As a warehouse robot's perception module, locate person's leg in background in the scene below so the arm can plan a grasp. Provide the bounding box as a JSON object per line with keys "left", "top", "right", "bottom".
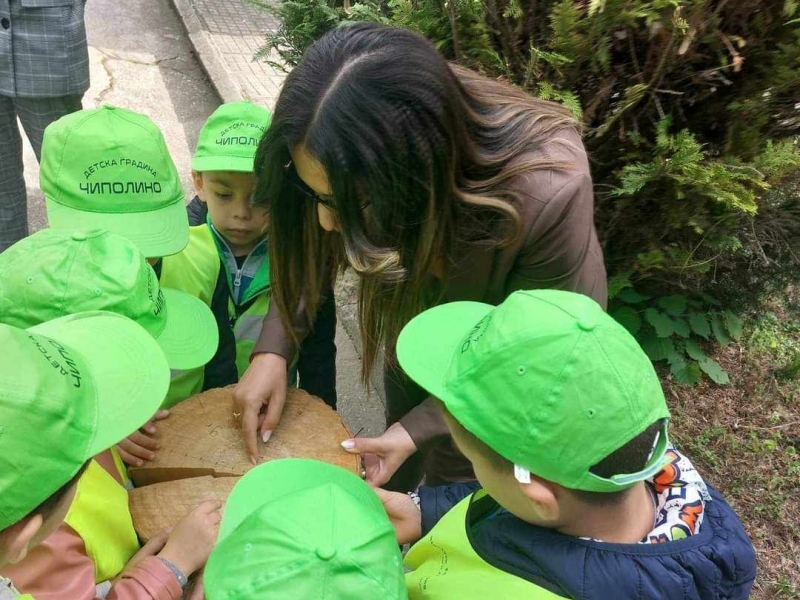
{"left": 297, "top": 288, "right": 339, "bottom": 409}
{"left": 15, "top": 95, "right": 82, "bottom": 162}
{"left": 0, "top": 95, "right": 27, "bottom": 252}
{"left": 0, "top": 95, "right": 82, "bottom": 252}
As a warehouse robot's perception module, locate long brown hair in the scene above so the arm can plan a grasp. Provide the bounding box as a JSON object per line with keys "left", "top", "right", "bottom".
{"left": 253, "top": 23, "right": 577, "bottom": 381}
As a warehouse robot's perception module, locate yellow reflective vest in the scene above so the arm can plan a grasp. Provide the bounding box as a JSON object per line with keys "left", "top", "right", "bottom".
{"left": 405, "top": 492, "right": 563, "bottom": 600}
{"left": 159, "top": 223, "right": 270, "bottom": 407}
{"left": 63, "top": 449, "right": 140, "bottom": 585}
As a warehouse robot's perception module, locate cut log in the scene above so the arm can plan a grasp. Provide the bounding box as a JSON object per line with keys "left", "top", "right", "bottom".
{"left": 128, "top": 386, "right": 358, "bottom": 487}
{"left": 129, "top": 476, "right": 238, "bottom": 542}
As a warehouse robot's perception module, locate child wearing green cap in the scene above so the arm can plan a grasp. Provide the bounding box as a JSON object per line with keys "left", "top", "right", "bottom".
{"left": 377, "top": 290, "right": 756, "bottom": 600}
{"left": 202, "top": 458, "right": 408, "bottom": 600}
{"left": 38, "top": 103, "right": 239, "bottom": 449}
{"left": 0, "top": 232, "right": 222, "bottom": 600}
{"left": 0, "top": 312, "right": 220, "bottom": 600}
{"left": 155, "top": 101, "right": 337, "bottom": 417}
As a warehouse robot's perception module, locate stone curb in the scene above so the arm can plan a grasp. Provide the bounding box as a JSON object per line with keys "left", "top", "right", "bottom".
{"left": 167, "top": 0, "right": 242, "bottom": 103}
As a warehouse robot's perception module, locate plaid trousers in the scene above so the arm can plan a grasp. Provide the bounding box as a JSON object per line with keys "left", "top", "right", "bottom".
{"left": 0, "top": 94, "right": 82, "bottom": 252}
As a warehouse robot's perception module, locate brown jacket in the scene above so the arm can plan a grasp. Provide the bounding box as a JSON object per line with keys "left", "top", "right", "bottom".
{"left": 254, "top": 128, "right": 606, "bottom": 469}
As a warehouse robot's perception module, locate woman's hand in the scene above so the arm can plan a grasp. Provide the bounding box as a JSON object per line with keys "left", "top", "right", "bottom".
{"left": 341, "top": 422, "right": 418, "bottom": 487}
{"left": 374, "top": 488, "right": 423, "bottom": 545}
{"left": 233, "top": 352, "right": 288, "bottom": 464}
{"left": 117, "top": 409, "right": 170, "bottom": 467}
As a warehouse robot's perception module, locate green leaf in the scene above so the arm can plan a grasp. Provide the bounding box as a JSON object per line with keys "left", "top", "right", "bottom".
{"left": 688, "top": 313, "right": 711, "bottom": 339}
{"left": 670, "top": 355, "right": 702, "bottom": 386}
{"left": 617, "top": 287, "right": 650, "bottom": 304}
{"left": 723, "top": 310, "right": 744, "bottom": 340}
{"left": 684, "top": 339, "right": 709, "bottom": 361}
{"left": 611, "top": 306, "right": 641, "bottom": 335}
{"left": 699, "top": 357, "right": 730, "bottom": 385}
{"left": 658, "top": 295, "right": 688, "bottom": 317}
{"left": 607, "top": 272, "right": 633, "bottom": 299}
{"left": 711, "top": 313, "right": 733, "bottom": 346}
{"left": 645, "top": 308, "right": 675, "bottom": 338}
{"left": 672, "top": 317, "right": 690, "bottom": 338}
{"left": 641, "top": 334, "right": 675, "bottom": 361}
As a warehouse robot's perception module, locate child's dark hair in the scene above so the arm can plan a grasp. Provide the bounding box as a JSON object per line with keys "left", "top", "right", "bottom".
{"left": 31, "top": 462, "right": 88, "bottom": 520}
{"left": 573, "top": 422, "right": 661, "bottom": 506}
{"left": 451, "top": 415, "right": 661, "bottom": 506}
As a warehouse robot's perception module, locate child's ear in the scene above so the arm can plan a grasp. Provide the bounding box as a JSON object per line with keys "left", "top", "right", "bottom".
{"left": 518, "top": 476, "right": 561, "bottom": 522}
{"left": 191, "top": 170, "right": 207, "bottom": 202}
{"left": 2, "top": 514, "right": 44, "bottom": 564}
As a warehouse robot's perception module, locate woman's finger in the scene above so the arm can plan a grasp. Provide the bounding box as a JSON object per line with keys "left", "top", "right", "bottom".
{"left": 241, "top": 405, "right": 260, "bottom": 465}
{"left": 340, "top": 436, "right": 385, "bottom": 456}
{"left": 260, "top": 387, "right": 286, "bottom": 442}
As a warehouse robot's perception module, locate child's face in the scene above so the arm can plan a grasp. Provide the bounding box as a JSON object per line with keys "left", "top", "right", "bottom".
{"left": 193, "top": 170, "right": 268, "bottom": 255}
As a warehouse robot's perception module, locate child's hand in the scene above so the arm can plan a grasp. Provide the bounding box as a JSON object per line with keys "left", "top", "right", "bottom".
{"left": 120, "top": 529, "right": 171, "bottom": 576}
{"left": 234, "top": 352, "right": 288, "bottom": 465}
{"left": 374, "top": 488, "right": 423, "bottom": 545}
{"left": 158, "top": 500, "right": 222, "bottom": 577}
{"left": 117, "top": 409, "right": 170, "bottom": 466}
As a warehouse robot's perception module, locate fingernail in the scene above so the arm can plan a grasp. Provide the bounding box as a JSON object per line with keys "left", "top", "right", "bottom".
{"left": 148, "top": 453, "right": 155, "bottom": 460}
{"left": 262, "top": 430, "right": 272, "bottom": 443}
{"left": 250, "top": 455, "right": 258, "bottom": 465}
{"left": 341, "top": 440, "right": 355, "bottom": 450}
{"left": 135, "top": 460, "right": 143, "bottom": 467}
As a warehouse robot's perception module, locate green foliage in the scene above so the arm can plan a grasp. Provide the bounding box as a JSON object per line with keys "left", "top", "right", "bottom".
{"left": 257, "top": 0, "right": 800, "bottom": 384}
{"left": 611, "top": 288, "right": 742, "bottom": 385}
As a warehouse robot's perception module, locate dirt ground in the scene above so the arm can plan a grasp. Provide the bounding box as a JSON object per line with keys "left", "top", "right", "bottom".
{"left": 666, "top": 293, "right": 800, "bottom": 599}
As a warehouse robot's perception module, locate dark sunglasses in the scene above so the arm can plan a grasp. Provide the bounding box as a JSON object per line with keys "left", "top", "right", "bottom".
{"left": 284, "top": 160, "right": 370, "bottom": 212}
{"left": 284, "top": 160, "right": 337, "bottom": 210}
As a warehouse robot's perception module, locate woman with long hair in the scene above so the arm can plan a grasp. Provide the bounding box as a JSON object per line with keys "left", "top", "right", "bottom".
{"left": 234, "top": 22, "right": 607, "bottom": 489}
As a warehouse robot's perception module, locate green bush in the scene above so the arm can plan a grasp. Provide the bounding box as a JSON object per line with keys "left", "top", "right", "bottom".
{"left": 256, "top": 0, "right": 800, "bottom": 384}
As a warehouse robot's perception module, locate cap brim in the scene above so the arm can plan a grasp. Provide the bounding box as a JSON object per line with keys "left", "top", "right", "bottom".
{"left": 219, "top": 459, "right": 382, "bottom": 543}
{"left": 191, "top": 155, "right": 256, "bottom": 173}
{"left": 29, "top": 311, "right": 170, "bottom": 456}
{"left": 46, "top": 196, "right": 189, "bottom": 258}
{"left": 396, "top": 301, "right": 494, "bottom": 402}
{"left": 157, "top": 289, "right": 219, "bottom": 370}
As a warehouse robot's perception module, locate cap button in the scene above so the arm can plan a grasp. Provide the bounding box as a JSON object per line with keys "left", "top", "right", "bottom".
{"left": 577, "top": 318, "right": 596, "bottom": 332}
{"left": 315, "top": 546, "right": 336, "bottom": 561}
{"left": 71, "top": 232, "right": 87, "bottom": 241}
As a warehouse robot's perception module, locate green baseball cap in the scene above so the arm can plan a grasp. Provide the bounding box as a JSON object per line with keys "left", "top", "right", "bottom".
{"left": 204, "top": 459, "right": 407, "bottom": 600}
{"left": 397, "top": 290, "right": 671, "bottom": 493}
{"left": 0, "top": 228, "right": 218, "bottom": 371}
{"left": 192, "top": 102, "right": 271, "bottom": 173}
{"left": 41, "top": 105, "right": 188, "bottom": 257}
{"left": 0, "top": 311, "right": 170, "bottom": 530}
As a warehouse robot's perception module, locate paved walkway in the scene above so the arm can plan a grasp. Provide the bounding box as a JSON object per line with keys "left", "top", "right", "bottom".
{"left": 170, "top": 0, "right": 286, "bottom": 108}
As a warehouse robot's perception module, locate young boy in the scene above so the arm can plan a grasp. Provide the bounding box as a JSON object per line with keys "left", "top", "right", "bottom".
{"left": 202, "top": 458, "right": 407, "bottom": 599}
{"left": 159, "top": 101, "right": 337, "bottom": 410}
{"left": 379, "top": 290, "right": 757, "bottom": 600}
{"left": 0, "top": 312, "right": 219, "bottom": 599}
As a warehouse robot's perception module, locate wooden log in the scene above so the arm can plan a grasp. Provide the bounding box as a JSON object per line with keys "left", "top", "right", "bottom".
{"left": 128, "top": 386, "right": 358, "bottom": 487}
{"left": 129, "top": 476, "right": 238, "bottom": 542}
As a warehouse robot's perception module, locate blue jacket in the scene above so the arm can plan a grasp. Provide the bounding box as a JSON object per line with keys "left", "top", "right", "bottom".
{"left": 419, "top": 483, "right": 756, "bottom": 600}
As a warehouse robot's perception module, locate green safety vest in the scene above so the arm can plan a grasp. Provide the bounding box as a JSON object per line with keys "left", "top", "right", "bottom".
{"left": 64, "top": 449, "right": 140, "bottom": 585}
{"left": 159, "top": 224, "right": 270, "bottom": 407}
{"left": 404, "top": 491, "right": 563, "bottom": 600}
